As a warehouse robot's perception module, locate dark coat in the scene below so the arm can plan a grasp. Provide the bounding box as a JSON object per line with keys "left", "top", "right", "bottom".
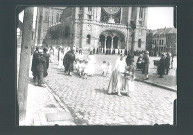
{"left": 35, "top": 54, "right": 46, "bottom": 72}
{"left": 165, "top": 55, "right": 171, "bottom": 69}
{"left": 43, "top": 53, "right": 50, "bottom": 77}
{"left": 126, "top": 52, "right": 134, "bottom": 66}
{"left": 158, "top": 57, "right": 166, "bottom": 75}
{"left": 143, "top": 54, "right": 150, "bottom": 74}
{"left": 31, "top": 51, "right": 39, "bottom": 76}
{"left": 63, "top": 51, "right": 75, "bottom": 72}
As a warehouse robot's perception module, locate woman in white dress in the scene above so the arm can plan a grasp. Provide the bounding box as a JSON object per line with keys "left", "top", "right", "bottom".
{"left": 107, "top": 54, "right": 127, "bottom": 96}
{"left": 84, "top": 51, "right": 96, "bottom": 76}
{"left": 49, "top": 46, "right": 54, "bottom": 63}
{"left": 58, "top": 47, "right": 64, "bottom": 69}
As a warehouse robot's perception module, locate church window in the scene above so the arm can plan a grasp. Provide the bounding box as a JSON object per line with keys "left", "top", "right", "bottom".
{"left": 139, "top": 7, "right": 143, "bottom": 18}
{"left": 138, "top": 29, "right": 142, "bottom": 35}
{"left": 79, "top": 14, "right": 83, "bottom": 19}
{"left": 44, "top": 11, "right": 49, "bottom": 22}
{"left": 131, "top": 7, "right": 135, "bottom": 18}
{"left": 88, "top": 7, "right": 92, "bottom": 12}
{"left": 138, "top": 39, "right": 142, "bottom": 48}
{"left": 88, "top": 15, "right": 92, "bottom": 20}
{"left": 56, "top": 13, "right": 60, "bottom": 23}
{"left": 80, "top": 7, "right": 83, "bottom": 11}
{"left": 87, "top": 35, "right": 91, "bottom": 44}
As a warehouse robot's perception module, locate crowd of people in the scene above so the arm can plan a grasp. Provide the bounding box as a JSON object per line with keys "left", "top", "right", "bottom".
{"left": 136, "top": 51, "right": 173, "bottom": 78}
{"left": 107, "top": 52, "right": 136, "bottom": 97}
{"left": 157, "top": 52, "right": 172, "bottom": 78}
{"left": 30, "top": 44, "right": 174, "bottom": 98}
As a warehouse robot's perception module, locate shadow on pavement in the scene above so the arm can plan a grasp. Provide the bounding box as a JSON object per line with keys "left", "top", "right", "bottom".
{"left": 94, "top": 88, "right": 108, "bottom": 95}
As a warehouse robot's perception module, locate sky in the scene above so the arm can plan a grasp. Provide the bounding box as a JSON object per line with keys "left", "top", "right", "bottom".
{"left": 147, "top": 7, "right": 174, "bottom": 30}
{"left": 18, "top": 7, "right": 174, "bottom": 31}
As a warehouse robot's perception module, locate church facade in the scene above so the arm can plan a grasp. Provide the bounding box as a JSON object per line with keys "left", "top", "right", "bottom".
{"left": 44, "top": 7, "right": 148, "bottom": 52}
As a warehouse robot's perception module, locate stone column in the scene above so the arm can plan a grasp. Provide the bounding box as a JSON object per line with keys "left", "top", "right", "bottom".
{"left": 111, "top": 37, "right": 114, "bottom": 54}
{"left": 118, "top": 40, "right": 120, "bottom": 49}
{"left": 104, "top": 37, "right": 107, "bottom": 53}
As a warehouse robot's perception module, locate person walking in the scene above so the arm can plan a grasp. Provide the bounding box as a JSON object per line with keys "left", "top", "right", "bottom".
{"left": 84, "top": 51, "right": 96, "bottom": 76}
{"left": 107, "top": 54, "right": 127, "bottom": 96}
{"left": 126, "top": 51, "right": 134, "bottom": 66}
{"left": 157, "top": 53, "right": 166, "bottom": 78}
{"left": 165, "top": 52, "right": 171, "bottom": 75}
{"left": 43, "top": 47, "right": 50, "bottom": 78}
{"left": 136, "top": 54, "right": 143, "bottom": 70}
{"left": 34, "top": 49, "right": 46, "bottom": 87}
{"left": 49, "top": 46, "right": 54, "bottom": 63}
{"left": 124, "top": 58, "right": 135, "bottom": 97}
{"left": 31, "top": 46, "right": 39, "bottom": 81}
{"left": 58, "top": 47, "right": 64, "bottom": 69}
{"left": 63, "top": 48, "right": 76, "bottom": 76}
{"left": 143, "top": 51, "right": 150, "bottom": 80}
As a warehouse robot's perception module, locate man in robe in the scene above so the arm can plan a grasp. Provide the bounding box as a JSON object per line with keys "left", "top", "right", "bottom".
{"left": 63, "top": 49, "right": 76, "bottom": 76}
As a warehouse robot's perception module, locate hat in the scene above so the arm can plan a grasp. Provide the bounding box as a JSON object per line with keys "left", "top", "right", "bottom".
{"left": 43, "top": 47, "right": 48, "bottom": 52}
{"left": 38, "top": 49, "right": 43, "bottom": 54}
{"left": 35, "top": 46, "right": 39, "bottom": 50}
{"left": 145, "top": 51, "right": 149, "bottom": 54}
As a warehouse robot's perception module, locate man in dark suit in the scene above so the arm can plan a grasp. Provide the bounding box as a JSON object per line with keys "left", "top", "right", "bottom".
{"left": 31, "top": 46, "right": 39, "bottom": 81}
{"left": 43, "top": 47, "right": 50, "bottom": 78}
{"left": 34, "top": 49, "right": 46, "bottom": 87}
{"left": 165, "top": 52, "right": 171, "bottom": 75}
{"left": 63, "top": 49, "right": 76, "bottom": 76}
{"left": 158, "top": 53, "right": 166, "bottom": 78}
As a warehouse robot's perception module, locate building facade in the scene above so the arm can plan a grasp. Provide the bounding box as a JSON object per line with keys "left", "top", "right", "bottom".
{"left": 44, "top": 7, "right": 148, "bottom": 52}
{"left": 146, "top": 28, "right": 177, "bottom": 56}
{"left": 34, "top": 7, "right": 65, "bottom": 46}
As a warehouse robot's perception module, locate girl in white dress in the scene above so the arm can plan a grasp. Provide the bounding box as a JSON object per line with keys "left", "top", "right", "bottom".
{"left": 58, "top": 47, "right": 64, "bottom": 69}
{"left": 49, "top": 46, "right": 54, "bottom": 63}
{"left": 84, "top": 51, "right": 96, "bottom": 76}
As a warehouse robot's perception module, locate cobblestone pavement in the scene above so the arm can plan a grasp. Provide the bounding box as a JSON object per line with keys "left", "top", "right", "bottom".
{"left": 44, "top": 55, "right": 177, "bottom": 125}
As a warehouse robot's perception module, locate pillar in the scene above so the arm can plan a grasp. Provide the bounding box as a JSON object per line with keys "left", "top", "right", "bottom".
{"left": 104, "top": 37, "right": 107, "bottom": 53}
{"left": 111, "top": 37, "right": 114, "bottom": 54}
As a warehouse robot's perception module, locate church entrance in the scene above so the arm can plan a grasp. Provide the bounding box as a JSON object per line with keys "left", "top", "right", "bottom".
{"left": 99, "top": 30, "right": 125, "bottom": 54}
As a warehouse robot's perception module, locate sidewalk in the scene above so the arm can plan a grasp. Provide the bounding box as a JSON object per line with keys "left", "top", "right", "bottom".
{"left": 19, "top": 74, "right": 75, "bottom": 126}
{"left": 134, "top": 68, "right": 177, "bottom": 92}
{"left": 18, "top": 47, "right": 75, "bottom": 126}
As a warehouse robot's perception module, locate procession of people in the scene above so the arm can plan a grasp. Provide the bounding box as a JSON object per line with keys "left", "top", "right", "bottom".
{"left": 31, "top": 44, "right": 174, "bottom": 97}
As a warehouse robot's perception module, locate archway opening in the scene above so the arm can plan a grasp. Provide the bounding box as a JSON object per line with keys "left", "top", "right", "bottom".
{"left": 113, "top": 36, "right": 118, "bottom": 49}
{"left": 106, "top": 36, "right": 112, "bottom": 48}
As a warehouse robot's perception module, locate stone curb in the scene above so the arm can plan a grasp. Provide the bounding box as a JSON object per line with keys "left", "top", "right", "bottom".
{"left": 135, "top": 79, "right": 177, "bottom": 92}
{"left": 44, "top": 83, "right": 76, "bottom": 125}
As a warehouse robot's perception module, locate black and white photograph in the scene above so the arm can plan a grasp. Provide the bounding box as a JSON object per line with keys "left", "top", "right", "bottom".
{"left": 17, "top": 6, "right": 177, "bottom": 126}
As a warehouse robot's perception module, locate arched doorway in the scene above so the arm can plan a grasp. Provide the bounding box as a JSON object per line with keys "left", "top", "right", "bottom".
{"left": 106, "top": 36, "right": 112, "bottom": 49}
{"left": 113, "top": 36, "right": 118, "bottom": 49}
{"left": 99, "top": 35, "right": 105, "bottom": 48}
{"left": 99, "top": 30, "right": 125, "bottom": 54}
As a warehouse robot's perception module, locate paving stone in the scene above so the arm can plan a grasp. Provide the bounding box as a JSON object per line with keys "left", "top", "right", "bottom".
{"left": 45, "top": 55, "right": 177, "bottom": 125}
